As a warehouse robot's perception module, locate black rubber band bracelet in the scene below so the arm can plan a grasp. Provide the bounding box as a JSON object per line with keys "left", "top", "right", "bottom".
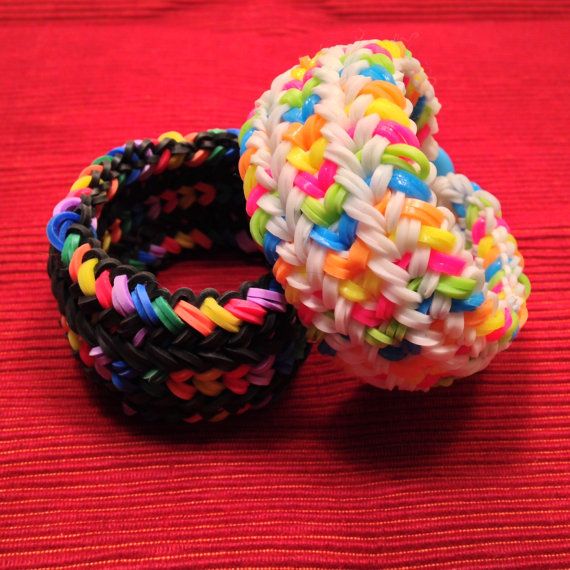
{"left": 46, "top": 129, "right": 309, "bottom": 423}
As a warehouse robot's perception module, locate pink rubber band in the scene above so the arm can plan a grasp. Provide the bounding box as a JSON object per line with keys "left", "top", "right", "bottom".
{"left": 317, "top": 160, "right": 337, "bottom": 191}
{"left": 224, "top": 298, "right": 267, "bottom": 325}
{"left": 373, "top": 121, "right": 420, "bottom": 147}
{"left": 352, "top": 305, "right": 383, "bottom": 327}
{"left": 428, "top": 251, "right": 466, "bottom": 276}
{"left": 95, "top": 270, "right": 113, "bottom": 310}
{"left": 295, "top": 172, "right": 325, "bottom": 198}
{"left": 375, "top": 295, "right": 395, "bottom": 320}
{"left": 246, "top": 184, "right": 268, "bottom": 217}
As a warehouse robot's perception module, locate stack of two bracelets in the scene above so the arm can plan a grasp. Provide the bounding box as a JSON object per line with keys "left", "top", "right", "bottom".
{"left": 46, "top": 40, "right": 530, "bottom": 424}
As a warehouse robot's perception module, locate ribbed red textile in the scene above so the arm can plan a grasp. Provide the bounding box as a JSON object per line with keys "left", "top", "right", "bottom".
{"left": 1, "top": 2, "right": 569, "bottom": 568}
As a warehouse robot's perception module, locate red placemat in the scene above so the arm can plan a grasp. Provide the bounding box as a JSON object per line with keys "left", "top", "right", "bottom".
{"left": 1, "top": 2, "right": 569, "bottom": 568}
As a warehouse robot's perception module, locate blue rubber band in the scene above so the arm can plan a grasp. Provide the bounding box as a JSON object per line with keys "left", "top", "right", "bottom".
{"left": 302, "top": 94, "right": 320, "bottom": 122}
{"left": 485, "top": 258, "right": 503, "bottom": 281}
{"left": 338, "top": 213, "right": 358, "bottom": 247}
{"left": 450, "top": 291, "right": 485, "bottom": 312}
{"left": 388, "top": 169, "right": 431, "bottom": 201}
{"left": 410, "top": 95, "right": 426, "bottom": 123}
{"left": 282, "top": 107, "right": 304, "bottom": 124}
{"left": 263, "top": 231, "right": 281, "bottom": 265}
{"left": 240, "top": 129, "right": 254, "bottom": 154}
{"left": 417, "top": 296, "right": 433, "bottom": 315}
{"left": 310, "top": 226, "right": 347, "bottom": 251}
{"left": 47, "top": 212, "right": 81, "bottom": 251}
{"left": 434, "top": 147, "right": 455, "bottom": 176}
{"left": 359, "top": 65, "right": 396, "bottom": 84}
{"left": 132, "top": 283, "right": 161, "bottom": 326}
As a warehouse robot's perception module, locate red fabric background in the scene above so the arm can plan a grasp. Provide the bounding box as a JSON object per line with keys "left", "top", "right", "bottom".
{"left": 1, "top": 2, "right": 570, "bottom": 568}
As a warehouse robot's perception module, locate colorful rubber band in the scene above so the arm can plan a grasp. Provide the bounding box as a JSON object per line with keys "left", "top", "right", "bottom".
{"left": 47, "top": 130, "right": 309, "bottom": 423}
{"left": 238, "top": 39, "right": 530, "bottom": 391}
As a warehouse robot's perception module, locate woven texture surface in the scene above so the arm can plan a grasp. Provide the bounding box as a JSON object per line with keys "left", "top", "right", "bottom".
{"left": 1, "top": 2, "right": 569, "bottom": 568}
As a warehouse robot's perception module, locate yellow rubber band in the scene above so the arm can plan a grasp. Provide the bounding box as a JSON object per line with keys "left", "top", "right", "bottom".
{"left": 244, "top": 164, "right": 257, "bottom": 198}
{"left": 339, "top": 280, "right": 368, "bottom": 303}
{"left": 70, "top": 175, "right": 91, "bottom": 192}
{"left": 377, "top": 40, "right": 406, "bottom": 58}
{"left": 158, "top": 131, "right": 185, "bottom": 142}
{"left": 365, "top": 98, "right": 410, "bottom": 127}
{"left": 200, "top": 297, "right": 242, "bottom": 333}
{"left": 476, "top": 309, "right": 506, "bottom": 336}
{"left": 418, "top": 226, "right": 456, "bottom": 253}
{"left": 194, "top": 368, "right": 223, "bottom": 382}
{"left": 67, "top": 330, "right": 80, "bottom": 351}
{"left": 308, "top": 137, "right": 327, "bottom": 170}
{"left": 287, "top": 146, "right": 317, "bottom": 174}
{"left": 77, "top": 258, "right": 98, "bottom": 296}
{"left": 193, "top": 379, "right": 224, "bottom": 397}
{"left": 174, "top": 231, "right": 194, "bottom": 249}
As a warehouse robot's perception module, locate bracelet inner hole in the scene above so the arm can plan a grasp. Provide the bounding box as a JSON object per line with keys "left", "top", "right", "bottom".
{"left": 95, "top": 159, "right": 264, "bottom": 291}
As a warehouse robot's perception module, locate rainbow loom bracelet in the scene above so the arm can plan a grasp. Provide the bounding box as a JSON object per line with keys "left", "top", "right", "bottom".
{"left": 238, "top": 40, "right": 530, "bottom": 391}
{"left": 47, "top": 130, "right": 309, "bottom": 422}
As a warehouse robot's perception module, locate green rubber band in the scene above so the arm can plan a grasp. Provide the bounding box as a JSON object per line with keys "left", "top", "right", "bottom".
{"left": 505, "top": 309, "right": 519, "bottom": 341}
{"left": 238, "top": 119, "right": 254, "bottom": 143}
{"left": 207, "top": 145, "right": 225, "bottom": 161}
{"left": 302, "top": 77, "right": 320, "bottom": 99}
{"left": 466, "top": 204, "right": 480, "bottom": 230}
{"left": 301, "top": 196, "right": 340, "bottom": 227}
{"left": 436, "top": 275, "right": 477, "bottom": 299}
{"left": 250, "top": 208, "right": 272, "bottom": 246}
{"left": 142, "top": 368, "right": 161, "bottom": 382}
{"left": 487, "top": 269, "right": 505, "bottom": 290}
{"left": 383, "top": 144, "right": 431, "bottom": 180}
{"left": 364, "top": 53, "right": 396, "bottom": 74}
{"left": 280, "top": 88, "right": 303, "bottom": 108}
{"left": 407, "top": 277, "right": 422, "bottom": 292}
{"left": 385, "top": 319, "right": 407, "bottom": 342}
{"left": 92, "top": 155, "right": 113, "bottom": 166}
{"left": 518, "top": 273, "right": 531, "bottom": 299}
{"left": 365, "top": 328, "right": 393, "bottom": 346}
{"left": 381, "top": 154, "right": 419, "bottom": 177}
{"left": 152, "top": 296, "right": 185, "bottom": 334}
{"left": 61, "top": 233, "right": 81, "bottom": 266}
{"left": 323, "top": 183, "right": 348, "bottom": 216}
{"left": 128, "top": 259, "right": 145, "bottom": 269}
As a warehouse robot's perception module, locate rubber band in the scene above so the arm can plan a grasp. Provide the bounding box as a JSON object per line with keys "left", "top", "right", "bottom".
{"left": 239, "top": 39, "right": 530, "bottom": 391}
{"left": 46, "top": 130, "right": 309, "bottom": 423}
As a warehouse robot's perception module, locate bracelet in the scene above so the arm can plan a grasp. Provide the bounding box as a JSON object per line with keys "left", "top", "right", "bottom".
{"left": 46, "top": 129, "right": 309, "bottom": 423}
{"left": 238, "top": 40, "right": 530, "bottom": 391}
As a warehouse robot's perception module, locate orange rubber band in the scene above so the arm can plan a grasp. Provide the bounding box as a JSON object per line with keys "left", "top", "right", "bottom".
{"left": 464, "top": 298, "right": 494, "bottom": 327}
{"left": 68, "top": 243, "right": 92, "bottom": 282}
{"left": 174, "top": 300, "right": 216, "bottom": 336}
{"left": 360, "top": 80, "right": 406, "bottom": 108}
{"left": 402, "top": 198, "right": 445, "bottom": 227}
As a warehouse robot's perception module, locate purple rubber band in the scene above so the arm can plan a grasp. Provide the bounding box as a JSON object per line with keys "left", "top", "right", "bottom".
{"left": 53, "top": 196, "right": 81, "bottom": 215}
{"left": 149, "top": 244, "right": 166, "bottom": 257}
{"left": 89, "top": 346, "right": 112, "bottom": 365}
{"left": 247, "top": 288, "right": 284, "bottom": 303}
{"left": 247, "top": 297, "right": 286, "bottom": 312}
{"left": 247, "top": 371, "right": 274, "bottom": 386}
{"left": 132, "top": 328, "right": 147, "bottom": 347}
{"left": 251, "top": 355, "right": 276, "bottom": 374}
{"left": 112, "top": 274, "right": 136, "bottom": 316}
